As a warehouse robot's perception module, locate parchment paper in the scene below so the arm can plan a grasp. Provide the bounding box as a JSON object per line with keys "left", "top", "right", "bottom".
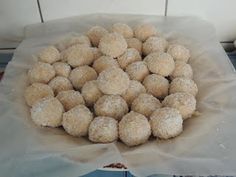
{"left": 1, "top": 14, "right": 236, "bottom": 177}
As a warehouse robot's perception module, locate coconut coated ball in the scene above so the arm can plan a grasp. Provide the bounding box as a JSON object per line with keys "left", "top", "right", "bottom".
{"left": 91, "top": 47, "right": 102, "bottom": 60}
{"left": 125, "top": 61, "right": 149, "bottom": 82}
{"left": 24, "top": 83, "right": 54, "bottom": 107}
{"left": 38, "top": 46, "right": 60, "bottom": 64}
{"left": 99, "top": 33, "right": 127, "bottom": 58}
{"left": 56, "top": 90, "right": 85, "bottom": 111}
{"left": 81, "top": 80, "right": 103, "bottom": 107}
{"left": 145, "top": 53, "right": 175, "bottom": 77}
{"left": 131, "top": 93, "right": 161, "bottom": 118}
{"left": 97, "top": 68, "right": 130, "bottom": 95}
{"left": 30, "top": 97, "right": 64, "bottom": 127}
{"left": 87, "top": 26, "right": 109, "bottom": 47}
{"left": 117, "top": 48, "right": 142, "bottom": 69}
{"left": 170, "top": 61, "right": 193, "bottom": 80}
{"left": 121, "top": 80, "right": 146, "bottom": 106}
{"left": 48, "top": 76, "right": 73, "bottom": 95}
{"left": 94, "top": 95, "right": 128, "bottom": 121}
{"left": 143, "top": 74, "right": 169, "bottom": 99}
{"left": 134, "top": 24, "right": 157, "bottom": 42}
{"left": 112, "top": 23, "right": 133, "bottom": 38}
{"left": 28, "top": 62, "right": 56, "bottom": 84}
{"left": 63, "top": 45, "right": 94, "bottom": 67}
{"left": 92, "top": 56, "right": 120, "bottom": 74}
{"left": 150, "top": 107, "right": 183, "bottom": 139}
{"left": 126, "top": 38, "right": 142, "bottom": 54}
{"left": 119, "top": 111, "right": 151, "bottom": 146}
{"left": 167, "top": 44, "right": 190, "bottom": 63}
{"left": 170, "top": 78, "right": 198, "bottom": 96}
{"left": 52, "top": 62, "right": 71, "bottom": 78}
{"left": 142, "top": 37, "right": 168, "bottom": 56}
{"left": 62, "top": 105, "right": 93, "bottom": 136}
{"left": 69, "top": 66, "right": 97, "bottom": 90}
{"left": 162, "top": 92, "right": 196, "bottom": 120}
{"left": 89, "top": 116, "right": 118, "bottom": 143}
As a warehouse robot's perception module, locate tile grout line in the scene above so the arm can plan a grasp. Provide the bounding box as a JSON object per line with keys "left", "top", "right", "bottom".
{"left": 37, "top": 0, "right": 44, "bottom": 23}
{"left": 164, "top": 0, "right": 168, "bottom": 16}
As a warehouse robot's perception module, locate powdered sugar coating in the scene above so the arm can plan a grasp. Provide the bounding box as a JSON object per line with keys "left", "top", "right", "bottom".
{"left": 167, "top": 44, "right": 190, "bottom": 63}
{"left": 52, "top": 62, "right": 71, "bottom": 78}
{"left": 170, "top": 61, "right": 193, "bottom": 80}
{"left": 131, "top": 93, "right": 161, "bottom": 118}
{"left": 99, "top": 33, "right": 127, "bottom": 58}
{"left": 48, "top": 76, "right": 73, "bottom": 95}
{"left": 142, "top": 37, "right": 168, "bottom": 56}
{"left": 56, "top": 90, "right": 85, "bottom": 111}
{"left": 117, "top": 48, "right": 142, "bottom": 69}
{"left": 24, "top": 83, "right": 54, "bottom": 107}
{"left": 134, "top": 24, "right": 157, "bottom": 42}
{"left": 38, "top": 46, "right": 60, "bottom": 64}
{"left": 91, "top": 47, "right": 102, "bottom": 61}
{"left": 69, "top": 66, "right": 97, "bottom": 90}
{"left": 28, "top": 62, "right": 56, "bottom": 84}
{"left": 150, "top": 107, "right": 183, "bottom": 139}
{"left": 169, "top": 78, "right": 198, "bottom": 96}
{"left": 94, "top": 95, "right": 128, "bottom": 121}
{"left": 162, "top": 92, "right": 196, "bottom": 120}
{"left": 87, "top": 26, "right": 109, "bottom": 47}
{"left": 62, "top": 105, "right": 93, "bottom": 136}
{"left": 122, "top": 80, "right": 146, "bottom": 106}
{"left": 93, "top": 56, "right": 120, "bottom": 74}
{"left": 119, "top": 111, "right": 151, "bottom": 146}
{"left": 97, "top": 68, "right": 130, "bottom": 95}
{"left": 89, "top": 116, "right": 118, "bottom": 143}
{"left": 112, "top": 23, "right": 134, "bottom": 38}
{"left": 143, "top": 74, "right": 169, "bottom": 99}
{"left": 145, "top": 52, "right": 175, "bottom": 77}
{"left": 126, "top": 38, "right": 142, "bottom": 54}
{"left": 31, "top": 97, "right": 64, "bottom": 127}
{"left": 126, "top": 61, "right": 149, "bottom": 82}
{"left": 81, "top": 80, "right": 103, "bottom": 107}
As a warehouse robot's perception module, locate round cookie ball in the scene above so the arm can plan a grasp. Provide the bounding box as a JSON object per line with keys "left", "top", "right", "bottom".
{"left": 131, "top": 93, "right": 161, "bottom": 118}
{"left": 97, "top": 68, "right": 129, "bottom": 95}
{"left": 99, "top": 33, "right": 127, "bottom": 58}
{"left": 63, "top": 45, "right": 94, "bottom": 67}
{"left": 169, "top": 78, "right": 198, "bottom": 96}
{"left": 89, "top": 116, "right": 118, "bottom": 143}
{"left": 28, "top": 62, "right": 56, "bottom": 84}
{"left": 94, "top": 95, "right": 128, "bottom": 121}
{"left": 92, "top": 56, "right": 120, "bottom": 74}
{"left": 56, "top": 90, "right": 85, "bottom": 111}
{"left": 162, "top": 92, "right": 196, "bottom": 120}
{"left": 30, "top": 97, "right": 64, "bottom": 127}
{"left": 81, "top": 80, "right": 103, "bottom": 107}
{"left": 125, "top": 61, "right": 149, "bottom": 82}
{"left": 142, "top": 37, "right": 168, "bottom": 56}
{"left": 87, "top": 26, "right": 109, "bottom": 47}
{"left": 150, "top": 107, "right": 183, "bottom": 139}
{"left": 52, "top": 62, "right": 71, "bottom": 78}
{"left": 134, "top": 24, "right": 157, "bottom": 42}
{"left": 24, "top": 83, "right": 54, "bottom": 107}
{"left": 62, "top": 105, "right": 93, "bottom": 137}
{"left": 48, "top": 76, "right": 73, "bottom": 95}
{"left": 119, "top": 111, "right": 151, "bottom": 146}
{"left": 121, "top": 80, "right": 146, "bottom": 106}
{"left": 38, "top": 46, "right": 60, "bottom": 64}
{"left": 126, "top": 38, "right": 142, "bottom": 54}
{"left": 170, "top": 61, "right": 193, "bottom": 80}
{"left": 69, "top": 66, "right": 97, "bottom": 90}
{"left": 145, "top": 52, "right": 175, "bottom": 77}
{"left": 91, "top": 47, "right": 102, "bottom": 61}
{"left": 117, "top": 48, "right": 142, "bottom": 69}
{"left": 112, "top": 23, "right": 133, "bottom": 38}
{"left": 167, "top": 44, "right": 190, "bottom": 63}
{"left": 143, "top": 74, "right": 169, "bottom": 99}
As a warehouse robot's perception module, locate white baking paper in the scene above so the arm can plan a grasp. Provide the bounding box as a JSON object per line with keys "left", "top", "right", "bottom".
{"left": 1, "top": 14, "right": 236, "bottom": 177}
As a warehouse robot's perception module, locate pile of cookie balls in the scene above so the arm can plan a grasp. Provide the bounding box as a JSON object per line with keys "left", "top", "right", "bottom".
{"left": 25, "top": 23, "right": 198, "bottom": 147}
